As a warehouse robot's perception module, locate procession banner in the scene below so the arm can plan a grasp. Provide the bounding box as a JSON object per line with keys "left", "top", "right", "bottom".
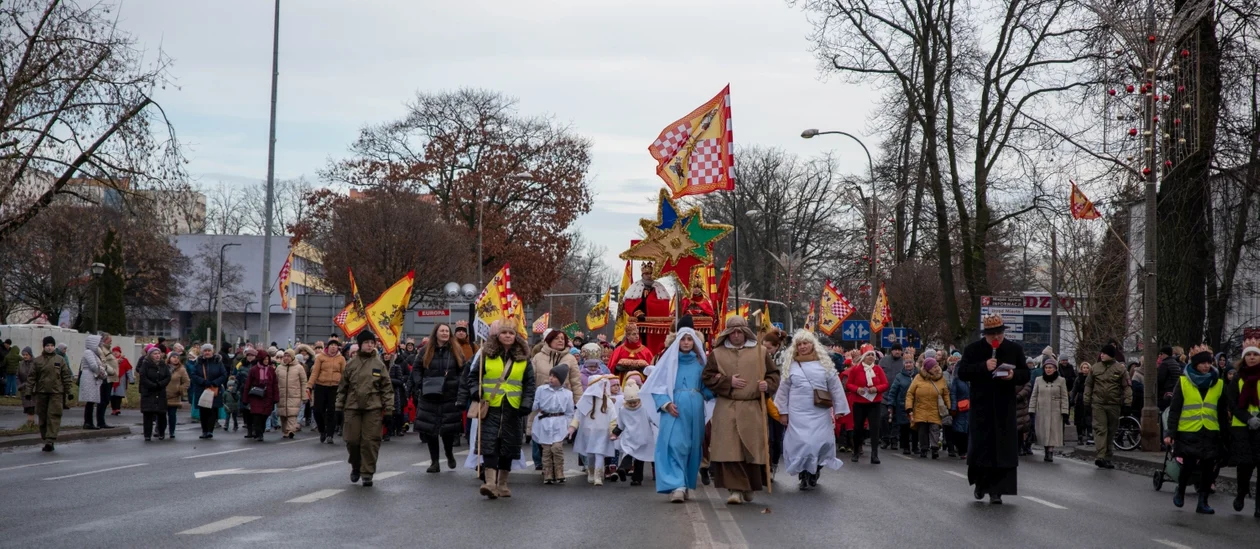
{"left": 649, "top": 85, "right": 735, "bottom": 198}
{"left": 334, "top": 268, "right": 368, "bottom": 337}
{"left": 364, "top": 270, "right": 414, "bottom": 354}
{"left": 818, "top": 279, "right": 855, "bottom": 336}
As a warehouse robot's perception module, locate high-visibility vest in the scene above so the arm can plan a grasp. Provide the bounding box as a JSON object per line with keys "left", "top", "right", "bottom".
{"left": 1177, "top": 376, "right": 1223, "bottom": 432}
{"left": 481, "top": 356, "right": 526, "bottom": 408}
{"left": 1231, "top": 379, "right": 1260, "bottom": 428}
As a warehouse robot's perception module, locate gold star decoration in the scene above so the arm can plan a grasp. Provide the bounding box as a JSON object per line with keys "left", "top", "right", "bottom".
{"left": 620, "top": 189, "right": 733, "bottom": 283}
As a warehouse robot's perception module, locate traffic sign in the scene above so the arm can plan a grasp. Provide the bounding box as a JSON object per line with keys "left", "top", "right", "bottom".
{"left": 881, "top": 327, "right": 910, "bottom": 347}
{"left": 772, "top": 322, "right": 785, "bottom": 330}
{"left": 840, "top": 320, "right": 871, "bottom": 341}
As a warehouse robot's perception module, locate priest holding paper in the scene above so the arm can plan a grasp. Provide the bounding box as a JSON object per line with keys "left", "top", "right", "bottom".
{"left": 956, "top": 314, "right": 1029, "bottom": 504}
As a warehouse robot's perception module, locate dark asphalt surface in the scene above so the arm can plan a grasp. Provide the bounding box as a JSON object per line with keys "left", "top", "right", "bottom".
{"left": 1, "top": 420, "right": 1256, "bottom": 549}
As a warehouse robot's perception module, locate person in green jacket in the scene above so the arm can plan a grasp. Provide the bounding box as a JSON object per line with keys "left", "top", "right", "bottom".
{"left": 1084, "top": 343, "right": 1131, "bottom": 469}
{"left": 336, "top": 330, "right": 394, "bottom": 487}
{"left": 29, "top": 336, "right": 74, "bottom": 452}
{"left": 5, "top": 340, "right": 21, "bottom": 397}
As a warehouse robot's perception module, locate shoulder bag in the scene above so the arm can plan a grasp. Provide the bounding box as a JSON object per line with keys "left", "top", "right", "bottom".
{"left": 196, "top": 363, "right": 218, "bottom": 408}
{"left": 798, "top": 365, "right": 833, "bottom": 409}
{"left": 420, "top": 361, "right": 447, "bottom": 401}
{"left": 928, "top": 378, "right": 952, "bottom": 426}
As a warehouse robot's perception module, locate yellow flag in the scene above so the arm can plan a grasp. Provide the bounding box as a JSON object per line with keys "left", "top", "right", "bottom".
{"left": 365, "top": 271, "right": 414, "bottom": 354}
{"left": 474, "top": 264, "right": 515, "bottom": 340}
{"left": 759, "top": 301, "right": 772, "bottom": 334}
{"left": 587, "top": 288, "right": 611, "bottom": 331}
{"left": 334, "top": 269, "right": 368, "bottom": 337}
{"left": 614, "top": 261, "right": 633, "bottom": 342}
{"left": 871, "top": 283, "right": 892, "bottom": 332}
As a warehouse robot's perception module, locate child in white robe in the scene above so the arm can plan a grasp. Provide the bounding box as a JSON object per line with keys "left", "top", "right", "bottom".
{"left": 569, "top": 375, "right": 619, "bottom": 486}
{"left": 532, "top": 365, "right": 575, "bottom": 484}
{"left": 613, "top": 372, "right": 657, "bottom": 486}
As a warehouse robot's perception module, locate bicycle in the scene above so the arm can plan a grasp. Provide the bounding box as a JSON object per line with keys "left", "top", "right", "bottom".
{"left": 1113, "top": 414, "right": 1141, "bottom": 451}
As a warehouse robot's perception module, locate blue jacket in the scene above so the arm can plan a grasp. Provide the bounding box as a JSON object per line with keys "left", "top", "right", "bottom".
{"left": 888, "top": 369, "right": 917, "bottom": 425}
{"left": 189, "top": 356, "right": 228, "bottom": 408}
{"left": 949, "top": 375, "right": 971, "bottom": 433}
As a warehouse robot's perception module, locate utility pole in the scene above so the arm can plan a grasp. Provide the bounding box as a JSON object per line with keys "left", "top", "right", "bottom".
{"left": 1139, "top": 0, "right": 1160, "bottom": 452}
{"left": 1050, "top": 226, "right": 1059, "bottom": 354}
{"left": 259, "top": 0, "right": 280, "bottom": 347}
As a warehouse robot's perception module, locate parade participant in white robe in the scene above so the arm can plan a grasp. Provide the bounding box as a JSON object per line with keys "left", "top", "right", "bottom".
{"left": 531, "top": 364, "right": 575, "bottom": 484}
{"left": 774, "top": 330, "right": 850, "bottom": 491}
{"left": 569, "top": 375, "right": 619, "bottom": 486}
{"left": 613, "top": 371, "right": 656, "bottom": 485}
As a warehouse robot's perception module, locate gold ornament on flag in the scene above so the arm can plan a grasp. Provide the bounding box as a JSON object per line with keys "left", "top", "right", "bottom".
{"left": 649, "top": 85, "right": 735, "bottom": 198}
{"left": 871, "top": 283, "right": 892, "bottom": 332}
{"left": 586, "top": 288, "right": 611, "bottom": 331}
{"left": 334, "top": 268, "right": 368, "bottom": 337}
{"left": 818, "top": 280, "right": 855, "bottom": 336}
{"left": 364, "top": 271, "right": 415, "bottom": 354}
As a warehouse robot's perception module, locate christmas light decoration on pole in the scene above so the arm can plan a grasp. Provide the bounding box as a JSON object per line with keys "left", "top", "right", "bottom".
{"left": 1087, "top": 0, "right": 1212, "bottom": 451}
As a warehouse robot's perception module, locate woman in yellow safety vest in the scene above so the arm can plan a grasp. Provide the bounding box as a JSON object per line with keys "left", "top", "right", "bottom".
{"left": 457, "top": 320, "right": 536, "bottom": 500}
{"left": 1164, "top": 345, "right": 1229, "bottom": 514}
{"left": 1225, "top": 339, "right": 1260, "bottom": 517}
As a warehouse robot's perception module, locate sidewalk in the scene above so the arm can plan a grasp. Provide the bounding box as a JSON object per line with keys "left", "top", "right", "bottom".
{"left": 1044, "top": 430, "right": 1238, "bottom": 496}
{"left": 0, "top": 404, "right": 196, "bottom": 449}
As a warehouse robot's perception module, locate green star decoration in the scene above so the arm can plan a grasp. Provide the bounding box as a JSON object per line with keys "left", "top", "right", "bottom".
{"left": 684, "top": 212, "right": 730, "bottom": 261}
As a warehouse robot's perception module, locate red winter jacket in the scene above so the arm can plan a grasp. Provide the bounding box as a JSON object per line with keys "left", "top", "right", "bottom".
{"left": 836, "top": 368, "right": 856, "bottom": 431}
{"left": 844, "top": 363, "right": 891, "bottom": 404}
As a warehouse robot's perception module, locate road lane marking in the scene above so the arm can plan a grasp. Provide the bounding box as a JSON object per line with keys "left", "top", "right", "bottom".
{"left": 684, "top": 495, "right": 717, "bottom": 548}
{"left": 701, "top": 483, "right": 749, "bottom": 549}
{"left": 0, "top": 460, "right": 71, "bottom": 472}
{"left": 177, "top": 516, "right": 261, "bottom": 535}
{"left": 892, "top": 453, "right": 912, "bottom": 460}
{"left": 1021, "top": 496, "right": 1068, "bottom": 509}
{"left": 1153, "top": 540, "right": 1193, "bottom": 549}
{"left": 278, "top": 437, "right": 317, "bottom": 445}
{"left": 44, "top": 463, "right": 146, "bottom": 480}
{"left": 182, "top": 448, "right": 253, "bottom": 459}
{"left": 195, "top": 460, "right": 339, "bottom": 478}
{"left": 944, "top": 471, "right": 968, "bottom": 479}
{"left": 373, "top": 471, "right": 404, "bottom": 480}
{"left": 287, "top": 489, "right": 344, "bottom": 503}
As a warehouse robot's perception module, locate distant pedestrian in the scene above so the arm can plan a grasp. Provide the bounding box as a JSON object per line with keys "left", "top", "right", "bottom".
{"left": 775, "top": 330, "right": 849, "bottom": 490}
{"left": 886, "top": 351, "right": 916, "bottom": 456}
{"left": 4, "top": 340, "right": 19, "bottom": 396}
{"left": 189, "top": 344, "right": 228, "bottom": 439}
{"left": 948, "top": 361, "right": 971, "bottom": 460}
{"left": 1084, "top": 343, "right": 1131, "bottom": 469}
{"left": 109, "top": 346, "right": 133, "bottom": 416}
{"left": 309, "top": 339, "right": 346, "bottom": 444}
{"left": 30, "top": 336, "right": 73, "bottom": 452}
{"left": 97, "top": 334, "right": 120, "bottom": 421}
{"left": 1029, "top": 358, "right": 1069, "bottom": 462}
{"left": 17, "top": 347, "right": 35, "bottom": 426}
{"left": 78, "top": 334, "right": 108, "bottom": 430}
{"left": 1071, "top": 362, "right": 1094, "bottom": 445}
{"left": 137, "top": 345, "right": 171, "bottom": 441}
{"left": 1128, "top": 361, "right": 1145, "bottom": 417}
{"left": 337, "top": 330, "right": 395, "bottom": 487}
{"left": 276, "top": 349, "right": 308, "bottom": 439}
{"left": 1225, "top": 340, "right": 1260, "bottom": 517}
{"left": 1157, "top": 347, "right": 1182, "bottom": 412}
{"left": 1166, "top": 346, "right": 1227, "bottom": 514}
{"left": 1016, "top": 377, "right": 1033, "bottom": 456}
{"left": 166, "top": 353, "right": 190, "bottom": 438}
{"left": 906, "top": 357, "right": 950, "bottom": 460}
{"left": 245, "top": 351, "right": 280, "bottom": 442}
{"left": 957, "top": 314, "right": 1029, "bottom": 504}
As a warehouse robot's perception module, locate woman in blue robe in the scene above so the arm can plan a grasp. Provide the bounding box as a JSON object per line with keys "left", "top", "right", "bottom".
{"left": 642, "top": 325, "right": 715, "bottom": 502}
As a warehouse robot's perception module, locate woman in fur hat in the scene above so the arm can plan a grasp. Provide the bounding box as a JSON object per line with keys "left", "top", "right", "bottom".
{"left": 457, "top": 320, "right": 536, "bottom": 499}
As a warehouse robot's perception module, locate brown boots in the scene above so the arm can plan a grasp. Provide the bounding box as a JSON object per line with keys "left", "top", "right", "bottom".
{"left": 497, "top": 470, "right": 511, "bottom": 497}
{"left": 480, "top": 468, "right": 499, "bottom": 499}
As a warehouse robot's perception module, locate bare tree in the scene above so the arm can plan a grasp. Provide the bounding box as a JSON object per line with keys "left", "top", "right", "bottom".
{"left": 0, "top": 0, "right": 187, "bottom": 243}
{"left": 203, "top": 182, "right": 249, "bottom": 235}
{"left": 241, "top": 176, "right": 315, "bottom": 236}
{"left": 184, "top": 241, "right": 247, "bottom": 315}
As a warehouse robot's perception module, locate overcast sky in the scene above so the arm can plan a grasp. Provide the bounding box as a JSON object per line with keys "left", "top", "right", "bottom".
{"left": 116, "top": 0, "right": 878, "bottom": 271}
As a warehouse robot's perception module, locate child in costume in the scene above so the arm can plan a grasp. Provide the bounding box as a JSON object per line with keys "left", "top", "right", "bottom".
{"left": 605, "top": 377, "right": 625, "bottom": 481}
{"left": 613, "top": 371, "right": 657, "bottom": 486}
{"left": 569, "top": 374, "right": 619, "bottom": 486}
{"left": 531, "top": 365, "right": 575, "bottom": 485}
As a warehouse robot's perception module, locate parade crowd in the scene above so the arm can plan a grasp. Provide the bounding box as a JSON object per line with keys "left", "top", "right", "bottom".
{"left": 10, "top": 304, "right": 1260, "bottom": 518}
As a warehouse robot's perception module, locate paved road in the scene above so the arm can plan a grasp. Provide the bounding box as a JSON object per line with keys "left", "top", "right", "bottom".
{"left": 1, "top": 424, "right": 1256, "bottom": 549}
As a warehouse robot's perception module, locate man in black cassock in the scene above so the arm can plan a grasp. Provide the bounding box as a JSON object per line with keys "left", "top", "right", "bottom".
{"left": 957, "top": 314, "right": 1029, "bottom": 504}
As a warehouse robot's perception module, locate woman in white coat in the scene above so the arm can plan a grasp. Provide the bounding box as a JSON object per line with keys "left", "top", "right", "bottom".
{"left": 78, "top": 334, "right": 109, "bottom": 429}
{"left": 774, "top": 330, "right": 850, "bottom": 490}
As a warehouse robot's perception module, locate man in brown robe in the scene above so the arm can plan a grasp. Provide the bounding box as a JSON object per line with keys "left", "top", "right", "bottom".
{"left": 703, "top": 315, "right": 781, "bottom": 505}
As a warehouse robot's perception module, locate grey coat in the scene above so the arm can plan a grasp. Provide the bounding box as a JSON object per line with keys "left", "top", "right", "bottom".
{"left": 77, "top": 334, "right": 104, "bottom": 403}
{"left": 1029, "top": 376, "right": 1069, "bottom": 447}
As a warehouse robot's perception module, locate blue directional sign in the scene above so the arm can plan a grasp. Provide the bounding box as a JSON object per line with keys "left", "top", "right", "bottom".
{"left": 881, "top": 327, "right": 911, "bottom": 347}
{"left": 772, "top": 322, "right": 785, "bottom": 330}
{"left": 841, "top": 320, "right": 871, "bottom": 341}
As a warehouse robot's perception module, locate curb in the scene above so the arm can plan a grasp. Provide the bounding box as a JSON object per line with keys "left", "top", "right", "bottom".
{"left": 0, "top": 426, "right": 132, "bottom": 449}
{"left": 1059, "top": 446, "right": 1239, "bottom": 497}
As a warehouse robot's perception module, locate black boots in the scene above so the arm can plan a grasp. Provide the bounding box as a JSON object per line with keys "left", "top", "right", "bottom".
{"left": 1173, "top": 485, "right": 1186, "bottom": 508}
{"left": 1044, "top": 447, "right": 1054, "bottom": 462}
{"left": 1196, "top": 492, "right": 1215, "bottom": 514}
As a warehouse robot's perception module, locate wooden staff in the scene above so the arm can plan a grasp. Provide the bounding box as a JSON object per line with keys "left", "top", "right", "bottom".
{"left": 757, "top": 326, "right": 772, "bottom": 494}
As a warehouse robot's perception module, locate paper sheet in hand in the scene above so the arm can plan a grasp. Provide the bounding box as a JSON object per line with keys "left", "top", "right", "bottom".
{"left": 858, "top": 387, "right": 878, "bottom": 402}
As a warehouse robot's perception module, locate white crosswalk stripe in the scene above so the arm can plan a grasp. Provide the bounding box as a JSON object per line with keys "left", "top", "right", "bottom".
{"left": 177, "top": 516, "right": 261, "bottom": 535}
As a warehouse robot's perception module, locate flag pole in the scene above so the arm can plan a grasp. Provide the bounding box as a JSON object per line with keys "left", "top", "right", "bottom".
{"left": 757, "top": 326, "right": 772, "bottom": 494}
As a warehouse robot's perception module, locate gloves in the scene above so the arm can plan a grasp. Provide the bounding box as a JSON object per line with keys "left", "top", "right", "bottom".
{"left": 1248, "top": 416, "right": 1260, "bottom": 430}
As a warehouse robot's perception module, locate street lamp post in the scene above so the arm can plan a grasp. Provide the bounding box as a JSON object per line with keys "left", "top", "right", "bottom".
{"left": 444, "top": 282, "right": 479, "bottom": 338}
{"left": 802, "top": 128, "right": 879, "bottom": 345}
{"left": 90, "top": 262, "right": 105, "bottom": 332}
{"left": 216, "top": 242, "right": 241, "bottom": 349}
{"left": 259, "top": 0, "right": 281, "bottom": 350}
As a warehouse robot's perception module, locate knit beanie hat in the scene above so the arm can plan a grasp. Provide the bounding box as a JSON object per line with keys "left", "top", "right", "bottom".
{"left": 550, "top": 364, "right": 570, "bottom": 384}
{"left": 923, "top": 349, "right": 938, "bottom": 360}
{"left": 923, "top": 357, "right": 939, "bottom": 371}
{"left": 356, "top": 330, "right": 377, "bottom": 345}
{"left": 1190, "top": 350, "right": 1214, "bottom": 366}
{"left": 42, "top": 336, "right": 56, "bottom": 347}
{"left": 1100, "top": 343, "right": 1118, "bottom": 359}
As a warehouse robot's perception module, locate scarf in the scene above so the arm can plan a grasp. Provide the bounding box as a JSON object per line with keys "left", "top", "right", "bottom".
{"left": 1239, "top": 363, "right": 1260, "bottom": 409}
{"left": 1183, "top": 365, "right": 1218, "bottom": 391}
{"left": 920, "top": 367, "right": 943, "bottom": 382}
{"left": 1042, "top": 371, "right": 1059, "bottom": 384}
{"left": 794, "top": 350, "right": 819, "bottom": 364}
{"left": 862, "top": 361, "right": 877, "bottom": 387}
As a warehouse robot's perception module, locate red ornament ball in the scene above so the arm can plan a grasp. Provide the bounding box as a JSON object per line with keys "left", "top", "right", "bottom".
{"left": 1174, "top": 118, "right": 1181, "bottom": 126}
{"left": 1108, "top": 89, "right": 1117, "bottom": 96}
{"left": 1181, "top": 49, "right": 1190, "bottom": 57}
{"left": 1148, "top": 34, "right": 1157, "bottom": 43}
{"left": 1126, "top": 84, "right": 1135, "bottom": 93}
{"left": 1177, "top": 85, "right": 1185, "bottom": 93}
{"left": 1162, "top": 94, "right": 1171, "bottom": 102}
{"left": 1129, "top": 128, "right": 1138, "bottom": 136}
{"left": 1165, "top": 160, "right": 1173, "bottom": 167}
{"left": 1153, "top": 116, "right": 1160, "bottom": 123}
{"left": 1143, "top": 167, "right": 1152, "bottom": 175}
